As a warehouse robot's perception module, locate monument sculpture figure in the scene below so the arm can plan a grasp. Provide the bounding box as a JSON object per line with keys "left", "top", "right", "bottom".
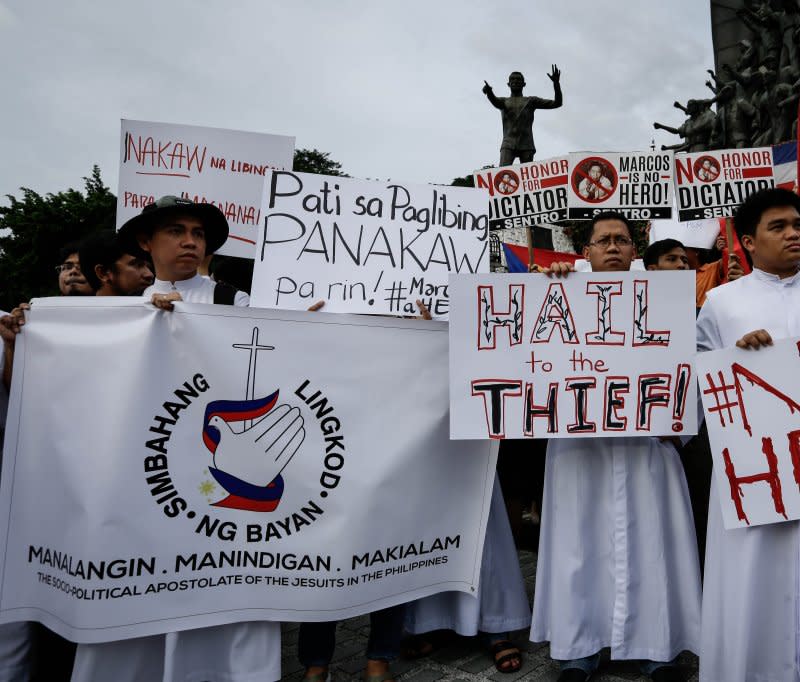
{"left": 653, "top": 99, "right": 716, "bottom": 152}
{"left": 482, "top": 65, "right": 562, "bottom": 166}
{"left": 654, "top": 5, "right": 799, "bottom": 151}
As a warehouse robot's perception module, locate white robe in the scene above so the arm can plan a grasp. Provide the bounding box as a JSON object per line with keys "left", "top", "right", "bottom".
{"left": 0, "top": 335, "right": 33, "bottom": 682}
{"left": 72, "top": 276, "right": 280, "bottom": 682}
{"left": 404, "top": 474, "right": 531, "bottom": 636}
{"left": 697, "top": 268, "right": 800, "bottom": 682}
{"left": 530, "top": 436, "right": 701, "bottom": 661}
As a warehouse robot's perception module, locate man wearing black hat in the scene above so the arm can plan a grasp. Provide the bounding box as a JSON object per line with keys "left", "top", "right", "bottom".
{"left": 71, "top": 197, "right": 280, "bottom": 682}
{"left": 116, "top": 195, "right": 246, "bottom": 309}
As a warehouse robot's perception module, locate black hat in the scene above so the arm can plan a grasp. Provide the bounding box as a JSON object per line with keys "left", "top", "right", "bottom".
{"left": 118, "top": 195, "right": 229, "bottom": 257}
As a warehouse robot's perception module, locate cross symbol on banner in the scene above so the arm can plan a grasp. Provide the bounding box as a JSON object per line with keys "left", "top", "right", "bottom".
{"left": 233, "top": 327, "right": 274, "bottom": 429}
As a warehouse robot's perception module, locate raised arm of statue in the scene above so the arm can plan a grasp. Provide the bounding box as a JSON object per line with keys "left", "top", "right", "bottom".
{"left": 673, "top": 100, "right": 689, "bottom": 114}
{"left": 653, "top": 122, "right": 681, "bottom": 135}
{"left": 722, "top": 63, "right": 749, "bottom": 87}
{"left": 661, "top": 142, "right": 690, "bottom": 152}
{"left": 540, "top": 64, "right": 563, "bottom": 109}
{"left": 482, "top": 81, "right": 503, "bottom": 110}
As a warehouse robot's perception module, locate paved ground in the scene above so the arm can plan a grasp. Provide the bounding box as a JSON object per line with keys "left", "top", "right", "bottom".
{"left": 280, "top": 549, "right": 699, "bottom": 681}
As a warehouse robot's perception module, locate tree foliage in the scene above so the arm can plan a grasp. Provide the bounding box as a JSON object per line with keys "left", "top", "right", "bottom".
{"left": 0, "top": 166, "right": 116, "bottom": 310}
{"left": 293, "top": 149, "right": 347, "bottom": 176}
{"left": 450, "top": 174, "right": 475, "bottom": 187}
{"left": 0, "top": 149, "right": 350, "bottom": 311}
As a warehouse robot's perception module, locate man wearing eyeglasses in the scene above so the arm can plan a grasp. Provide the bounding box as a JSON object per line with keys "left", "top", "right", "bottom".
{"left": 529, "top": 213, "right": 700, "bottom": 682}
{"left": 56, "top": 243, "right": 93, "bottom": 297}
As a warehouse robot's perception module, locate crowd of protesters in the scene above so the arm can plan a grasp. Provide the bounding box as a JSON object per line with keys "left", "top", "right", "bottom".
{"left": 1, "top": 187, "right": 799, "bottom": 682}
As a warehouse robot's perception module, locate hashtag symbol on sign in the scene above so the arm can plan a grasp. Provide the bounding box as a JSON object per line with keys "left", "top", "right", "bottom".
{"left": 385, "top": 281, "right": 408, "bottom": 312}
{"left": 703, "top": 371, "right": 739, "bottom": 426}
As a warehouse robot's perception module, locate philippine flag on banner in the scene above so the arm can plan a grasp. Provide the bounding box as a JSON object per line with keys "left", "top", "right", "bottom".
{"left": 773, "top": 140, "right": 798, "bottom": 193}
{"left": 501, "top": 242, "right": 580, "bottom": 273}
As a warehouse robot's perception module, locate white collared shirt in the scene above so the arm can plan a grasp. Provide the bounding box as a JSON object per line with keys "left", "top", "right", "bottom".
{"left": 144, "top": 274, "right": 249, "bottom": 307}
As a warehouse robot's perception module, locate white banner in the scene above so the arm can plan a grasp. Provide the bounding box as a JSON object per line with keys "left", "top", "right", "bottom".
{"left": 649, "top": 217, "right": 720, "bottom": 249}
{"left": 674, "top": 147, "right": 775, "bottom": 221}
{"left": 116, "top": 120, "right": 295, "bottom": 258}
{"left": 449, "top": 271, "right": 697, "bottom": 439}
{"left": 0, "top": 299, "right": 494, "bottom": 642}
{"left": 473, "top": 156, "right": 568, "bottom": 230}
{"left": 251, "top": 171, "right": 489, "bottom": 317}
{"left": 697, "top": 337, "right": 800, "bottom": 529}
{"left": 567, "top": 151, "right": 674, "bottom": 220}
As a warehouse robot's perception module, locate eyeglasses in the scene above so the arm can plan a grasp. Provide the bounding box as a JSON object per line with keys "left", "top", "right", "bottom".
{"left": 587, "top": 236, "right": 633, "bottom": 249}
{"left": 55, "top": 262, "right": 81, "bottom": 274}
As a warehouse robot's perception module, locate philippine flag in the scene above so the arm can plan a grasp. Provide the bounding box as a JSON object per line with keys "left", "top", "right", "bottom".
{"left": 773, "top": 140, "right": 798, "bottom": 194}
{"left": 501, "top": 242, "right": 579, "bottom": 272}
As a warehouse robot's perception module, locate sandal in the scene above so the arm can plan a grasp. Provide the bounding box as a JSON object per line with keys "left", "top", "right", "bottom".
{"left": 489, "top": 639, "right": 523, "bottom": 674}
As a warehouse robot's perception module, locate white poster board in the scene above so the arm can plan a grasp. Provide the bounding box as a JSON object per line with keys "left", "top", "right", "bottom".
{"left": 0, "top": 299, "right": 494, "bottom": 642}
{"left": 649, "top": 217, "right": 721, "bottom": 249}
{"left": 473, "top": 156, "right": 568, "bottom": 229}
{"left": 674, "top": 147, "right": 775, "bottom": 221}
{"left": 567, "top": 151, "right": 674, "bottom": 219}
{"left": 116, "top": 120, "right": 295, "bottom": 258}
{"left": 697, "top": 337, "right": 800, "bottom": 529}
{"left": 449, "top": 271, "right": 697, "bottom": 439}
{"left": 251, "top": 171, "right": 489, "bottom": 317}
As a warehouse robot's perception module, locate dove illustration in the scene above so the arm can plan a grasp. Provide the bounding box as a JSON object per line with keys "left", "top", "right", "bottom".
{"left": 207, "top": 403, "right": 305, "bottom": 487}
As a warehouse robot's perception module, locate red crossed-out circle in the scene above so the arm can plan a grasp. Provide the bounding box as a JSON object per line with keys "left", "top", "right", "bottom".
{"left": 494, "top": 169, "right": 520, "bottom": 195}
{"left": 571, "top": 156, "right": 618, "bottom": 203}
{"left": 693, "top": 155, "right": 720, "bottom": 183}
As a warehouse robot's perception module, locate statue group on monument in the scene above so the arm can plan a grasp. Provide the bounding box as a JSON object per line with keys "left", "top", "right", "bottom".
{"left": 654, "top": 0, "right": 799, "bottom": 151}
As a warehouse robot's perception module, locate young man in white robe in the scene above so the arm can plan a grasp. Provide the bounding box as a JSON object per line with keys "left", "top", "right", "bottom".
{"left": 530, "top": 212, "right": 701, "bottom": 682}
{"left": 0, "top": 329, "right": 33, "bottom": 682}
{"left": 696, "top": 187, "right": 800, "bottom": 682}
{"left": 69, "top": 196, "right": 280, "bottom": 682}
{"left": 403, "top": 468, "right": 532, "bottom": 673}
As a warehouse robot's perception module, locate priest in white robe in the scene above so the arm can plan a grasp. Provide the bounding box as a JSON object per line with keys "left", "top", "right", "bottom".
{"left": 0, "top": 322, "right": 34, "bottom": 682}
{"left": 697, "top": 187, "right": 800, "bottom": 682}
{"left": 530, "top": 213, "right": 701, "bottom": 682}
{"left": 404, "top": 472, "right": 531, "bottom": 672}
{"left": 71, "top": 197, "right": 281, "bottom": 682}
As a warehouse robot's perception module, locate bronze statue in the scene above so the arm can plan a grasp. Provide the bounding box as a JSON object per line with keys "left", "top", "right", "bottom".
{"left": 653, "top": 99, "right": 716, "bottom": 153}
{"left": 653, "top": 3, "right": 799, "bottom": 152}
{"left": 482, "top": 66, "right": 563, "bottom": 166}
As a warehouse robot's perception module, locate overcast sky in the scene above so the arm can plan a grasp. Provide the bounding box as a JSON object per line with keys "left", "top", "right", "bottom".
{"left": 0, "top": 1, "right": 715, "bottom": 204}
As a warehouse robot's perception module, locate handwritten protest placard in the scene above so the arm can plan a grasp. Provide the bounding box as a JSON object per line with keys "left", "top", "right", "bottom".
{"left": 674, "top": 147, "right": 775, "bottom": 221}
{"left": 449, "top": 271, "right": 697, "bottom": 439}
{"left": 697, "top": 337, "right": 800, "bottom": 529}
{"left": 250, "top": 171, "right": 489, "bottom": 316}
{"left": 473, "top": 156, "right": 568, "bottom": 230}
{"left": 567, "top": 151, "right": 674, "bottom": 220}
{"left": 116, "top": 120, "right": 294, "bottom": 258}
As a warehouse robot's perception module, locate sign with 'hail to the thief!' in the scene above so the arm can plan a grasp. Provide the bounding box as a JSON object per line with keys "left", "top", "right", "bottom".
{"left": 697, "top": 337, "right": 800, "bottom": 529}
{"left": 448, "top": 271, "right": 697, "bottom": 439}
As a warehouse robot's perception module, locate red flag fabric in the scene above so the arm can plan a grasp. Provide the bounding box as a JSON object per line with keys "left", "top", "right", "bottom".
{"left": 716, "top": 219, "right": 752, "bottom": 277}
{"left": 502, "top": 242, "right": 579, "bottom": 271}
